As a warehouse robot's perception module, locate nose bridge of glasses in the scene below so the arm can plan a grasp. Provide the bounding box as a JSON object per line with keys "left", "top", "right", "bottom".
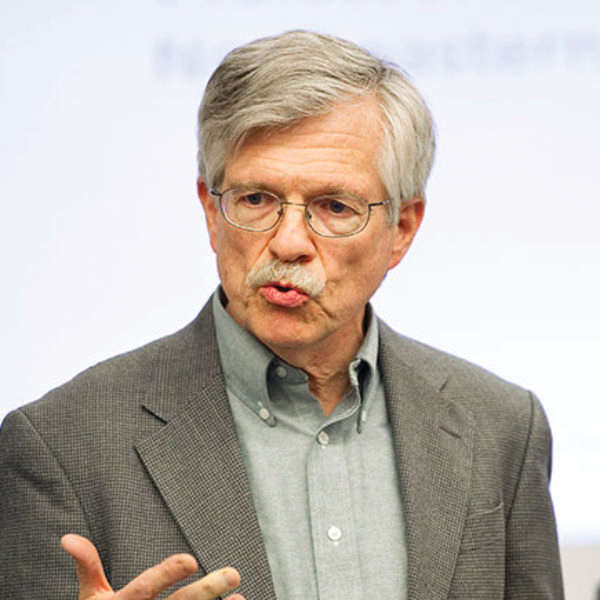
{"left": 280, "top": 199, "right": 309, "bottom": 210}
{"left": 277, "top": 199, "right": 312, "bottom": 224}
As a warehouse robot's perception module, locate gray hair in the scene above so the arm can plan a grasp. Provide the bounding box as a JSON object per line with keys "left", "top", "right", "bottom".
{"left": 197, "top": 30, "right": 435, "bottom": 223}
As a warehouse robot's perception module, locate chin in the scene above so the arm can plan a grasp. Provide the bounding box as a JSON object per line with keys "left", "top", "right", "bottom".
{"left": 249, "top": 310, "right": 323, "bottom": 349}
{"left": 229, "top": 291, "right": 328, "bottom": 349}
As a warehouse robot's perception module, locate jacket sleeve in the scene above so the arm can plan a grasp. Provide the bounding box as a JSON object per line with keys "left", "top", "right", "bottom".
{"left": 504, "top": 393, "right": 564, "bottom": 599}
{"left": 0, "top": 408, "right": 90, "bottom": 600}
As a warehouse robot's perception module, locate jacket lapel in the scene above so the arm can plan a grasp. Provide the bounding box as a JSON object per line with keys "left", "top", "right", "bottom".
{"left": 135, "top": 305, "right": 277, "bottom": 600}
{"left": 132, "top": 303, "right": 474, "bottom": 600}
{"left": 379, "top": 323, "right": 474, "bottom": 600}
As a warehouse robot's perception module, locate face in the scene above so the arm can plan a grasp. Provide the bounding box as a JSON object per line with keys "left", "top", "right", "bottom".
{"left": 198, "top": 97, "right": 424, "bottom": 360}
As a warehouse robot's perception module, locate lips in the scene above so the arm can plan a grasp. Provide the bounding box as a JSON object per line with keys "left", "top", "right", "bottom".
{"left": 259, "top": 283, "right": 310, "bottom": 307}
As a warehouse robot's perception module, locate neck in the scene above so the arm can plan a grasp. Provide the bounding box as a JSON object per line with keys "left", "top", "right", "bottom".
{"left": 267, "top": 328, "right": 363, "bottom": 417}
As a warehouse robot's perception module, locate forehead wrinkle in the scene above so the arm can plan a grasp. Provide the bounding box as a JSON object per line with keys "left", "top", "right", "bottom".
{"left": 243, "top": 144, "right": 372, "bottom": 177}
{"left": 226, "top": 150, "right": 374, "bottom": 190}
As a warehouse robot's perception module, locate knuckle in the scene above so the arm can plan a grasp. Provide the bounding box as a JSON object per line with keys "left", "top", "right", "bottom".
{"left": 162, "top": 556, "right": 189, "bottom": 579}
{"left": 198, "top": 580, "right": 220, "bottom": 596}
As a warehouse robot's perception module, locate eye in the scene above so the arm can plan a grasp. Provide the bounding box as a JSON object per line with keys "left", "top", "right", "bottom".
{"left": 328, "top": 200, "right": 349, "bottom": 215}
{"left": 311, "top": 197, "right": 362, "bottom": 218}
{"left": 236, "top": 191, "right": 271, "bottom": 207}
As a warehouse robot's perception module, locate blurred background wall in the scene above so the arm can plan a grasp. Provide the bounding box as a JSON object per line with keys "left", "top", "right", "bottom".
{"left": 1, "top": 1, "right": 598, "bottom": 596}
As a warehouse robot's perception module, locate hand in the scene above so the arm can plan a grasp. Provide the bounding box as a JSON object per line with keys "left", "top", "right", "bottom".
{"left": 61, "top": 534, "right": 244, "bottom": 600}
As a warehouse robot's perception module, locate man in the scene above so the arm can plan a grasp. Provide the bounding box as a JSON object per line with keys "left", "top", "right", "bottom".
{"left": 0, "top": 31, "right": 563, "bottom": 599}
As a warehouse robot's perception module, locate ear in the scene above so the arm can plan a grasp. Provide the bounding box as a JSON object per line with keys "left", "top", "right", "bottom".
{"left": 387, "top": 197, "right": 425, "bottom": 270}
{"left": 197, "top": 177, "right": 218, "bottom": 253}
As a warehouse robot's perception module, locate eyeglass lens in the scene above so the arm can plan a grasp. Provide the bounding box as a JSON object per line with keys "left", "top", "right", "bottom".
{"left": 221, "top": 189, "right": 370, "bottom": 236}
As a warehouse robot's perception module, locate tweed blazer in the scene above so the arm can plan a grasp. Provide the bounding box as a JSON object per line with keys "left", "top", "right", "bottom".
{"left": 0, "top": 301, "right": 563, "bottom": 599}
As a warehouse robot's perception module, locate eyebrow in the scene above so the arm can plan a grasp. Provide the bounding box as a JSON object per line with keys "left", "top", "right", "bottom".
{"left": 222, "top": 181, "right": 369, "bottom": 202}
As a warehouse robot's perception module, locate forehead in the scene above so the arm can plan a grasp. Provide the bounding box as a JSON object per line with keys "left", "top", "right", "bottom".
{"left": 223, "top": 97, "right": 387, "bottom": 198}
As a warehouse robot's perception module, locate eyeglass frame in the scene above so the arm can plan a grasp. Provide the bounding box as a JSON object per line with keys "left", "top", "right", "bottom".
{"left": 209, "top": 187, "right": 391, "bottom": 238}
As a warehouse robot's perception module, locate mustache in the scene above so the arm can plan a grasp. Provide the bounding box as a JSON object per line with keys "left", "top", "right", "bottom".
{"left": 246, "top": 259, "right": 325, "bottom": 298}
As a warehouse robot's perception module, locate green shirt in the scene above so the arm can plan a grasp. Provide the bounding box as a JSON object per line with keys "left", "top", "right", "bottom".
{"left": 213, "top": 291, "right": 407, "bottom": 600}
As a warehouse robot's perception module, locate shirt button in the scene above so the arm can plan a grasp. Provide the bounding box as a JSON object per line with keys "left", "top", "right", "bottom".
{"left": 317, "top": 430, "right": 329, "bottom": 446}
{"left": 327, "top": 525, "right": 342, "bottom": 542}
{"left": 258, "top": 407, "right": 271, "bottom": 420}
{"left": 274, "top": 366, "right": 287, "bottom": 378}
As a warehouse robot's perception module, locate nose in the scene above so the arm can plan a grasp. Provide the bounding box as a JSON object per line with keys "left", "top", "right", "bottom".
{"left": 268, "top": 202, "right": 316, "bottom": 263}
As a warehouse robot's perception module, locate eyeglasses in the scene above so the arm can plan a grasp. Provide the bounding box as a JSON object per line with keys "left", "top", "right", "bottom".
{"left": 210, "top": 188, "right": 390, "bottom": 238}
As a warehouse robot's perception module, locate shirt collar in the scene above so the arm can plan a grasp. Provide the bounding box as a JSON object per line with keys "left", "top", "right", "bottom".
{"left": 212, "top": 288, "right": 380, "bottom": 428}
{"left": 351, "top": 302, "right": 379, "bottom": 432}
{"left": 212, "top": 289, "right": 277, "bottom": 425}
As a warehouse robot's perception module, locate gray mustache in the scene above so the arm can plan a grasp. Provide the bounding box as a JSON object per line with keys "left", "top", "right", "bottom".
{"left": 246, "top": 259, "right": 325, "bottom": 298}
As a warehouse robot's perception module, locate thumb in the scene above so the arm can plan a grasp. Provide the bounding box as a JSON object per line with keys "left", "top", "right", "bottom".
{"left": 61, "top": 534, "right": 113, "bottom": 598}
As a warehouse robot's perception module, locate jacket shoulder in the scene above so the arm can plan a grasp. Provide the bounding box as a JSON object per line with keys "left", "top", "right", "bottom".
{"left": 378, "top": 319, "right": 538, "bottom": 417}
{"left": 19, "top": 302, "right": 217, "bottom": 423}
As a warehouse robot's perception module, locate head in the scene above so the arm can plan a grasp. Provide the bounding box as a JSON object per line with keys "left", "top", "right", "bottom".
{"left": 197, "top": 30, "right": 435, "bottom": 224}
{"left": 196, "top": 31, "right": 433, "bottom": 363}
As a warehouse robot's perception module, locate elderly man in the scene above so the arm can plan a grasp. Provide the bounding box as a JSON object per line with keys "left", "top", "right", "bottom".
{"left": 0, "top": 31, "right": 563, "bottom": 600}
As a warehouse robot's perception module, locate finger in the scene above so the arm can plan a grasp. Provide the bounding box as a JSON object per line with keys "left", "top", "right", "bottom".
{"left": 167, "top": 567, "right": 241, "bottom": 600}
{"left": 61, "top": 534, "right": 113, "bottom": 598}
{"left": 117, "top": 553, "right": 198, "bottom": 600}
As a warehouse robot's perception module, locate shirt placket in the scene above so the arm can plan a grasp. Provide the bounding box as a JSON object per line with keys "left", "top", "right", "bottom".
{"left": 306, "top": 388, "right": 364, "bottom": 600}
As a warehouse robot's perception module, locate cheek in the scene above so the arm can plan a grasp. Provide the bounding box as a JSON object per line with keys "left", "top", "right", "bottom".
{"left": 214, "top": 228, "right": 243, "bottom": 284}
{"left": 324, "top": 243, "right": 390, "bottom": 295}
{"left": 341, "top": 232, "right": 394, "bottom": 273}
{"left": 214, "top": 227, "right": 267, "bottom": 288}
{"left": 348, "top": 243, "right": 394, "bottom": 294}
